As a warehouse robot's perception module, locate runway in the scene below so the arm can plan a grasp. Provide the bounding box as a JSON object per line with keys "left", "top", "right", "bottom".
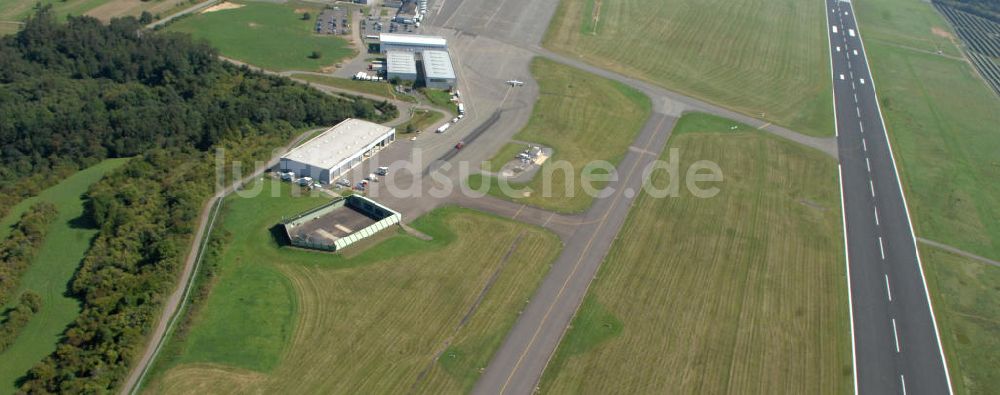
{"left": 825, "top": 0, "right": 953, "bottom": 394}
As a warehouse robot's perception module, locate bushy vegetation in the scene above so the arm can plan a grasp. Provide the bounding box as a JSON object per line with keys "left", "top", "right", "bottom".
{"left": 0, "top": 7, "right": 395, "bottom": 220}
{"left": 0, "top": 202, "right": 58, "bottom": 306}
{"left": 0, "top": 7, "right": 395, "bottom": 392}
{"left": 0, "top": 291, "right": 42, "bottom": 353}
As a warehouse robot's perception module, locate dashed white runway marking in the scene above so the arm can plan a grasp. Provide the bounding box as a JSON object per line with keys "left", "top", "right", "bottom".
{"left": 901, "top": 375, "right": 907, "bottom": 395}
{"left": 856, "top": 107, "right": 861, "bottom": 117}
{"left": 866, "top": 157, "right": 871, "bottom": 172}
{"left": 892, "top": 318, "right": 901, "bottom": 352}
{"left": 879, "top": 236, "right": 886, "bottom": 259}
{"left": 870, "top": 179, "right": 876, "bottom": 198}
{"left": 874, "top": 206, "right": 880, "bottom": 225}
{"left": 862, "top": 138, "right": 868, "bottom": 151}
{"left": 885, "top": 274, "right": 893, "bottom": 301}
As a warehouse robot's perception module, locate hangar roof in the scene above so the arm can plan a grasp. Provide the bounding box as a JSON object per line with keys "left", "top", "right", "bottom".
{"left": 379, "top": 33, "right": 447, "bottom": 47}
{"left": 386, "top": 51, "right": 417, "bottom": 75}
{"left": 421, "top": 50, "right": 456, "bottom": 80}
{"left": 282, "top": 119, "right": 394, "bottom": 170}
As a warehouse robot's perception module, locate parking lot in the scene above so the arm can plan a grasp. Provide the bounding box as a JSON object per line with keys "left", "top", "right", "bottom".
{"left": 315, "top": 7, "right": 349, "bottom": 35}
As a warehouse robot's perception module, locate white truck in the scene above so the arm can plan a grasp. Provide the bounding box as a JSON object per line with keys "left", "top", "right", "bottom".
{"left": 436, "top": 123, "right": 451, "bottom": 133}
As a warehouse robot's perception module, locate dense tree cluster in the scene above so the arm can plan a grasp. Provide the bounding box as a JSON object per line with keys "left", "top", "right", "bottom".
{"left": 0, "top": 291, "right": 42, "bottom": 353}
{"left": 1, "top": 7, "right": 396, "bottom": 393}
{"left": 937, "top": 0, "right": 1000, "bottom": 22}
{"left": 0, "top": 201, "right": 58, "bottom": 306}
{"left": 0, "top": 7, "right": 396, "bottom": 218}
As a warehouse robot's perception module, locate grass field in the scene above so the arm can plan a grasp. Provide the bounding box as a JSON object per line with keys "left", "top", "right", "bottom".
{"left": 421, "top": 88, "right": 459, "bottom": 115}
{"left": 921, "top": 246, "right": 1000, "bottom": 394}
{"left": 143, "top": 179, "right": 561, "bottom": 394}
{"left": 398, "top": 108, "right": 445, "bottom": 134}
{"left": 856, "top": 0, "right": 1000, "bottom": 262}
{"left": 167, "top": 1, "right": 355, "bottom": 72}
{"left": 0, "top": 159, "right": 129, "bottom": 392}
{"left": 468, "top": 57, "right": 650, "bottom": 213}
{"left": 481, "top": 143, "right": 528, "bottom": 173}
{"left": 853, "top": 0, "right": 1000, "bottom": 391}
{"left": 544, "top": 0, "right": 833, "bottom": 137}
{"left": 294, "top": 74, "right": 418, "bottom": 103}
{"left": 539, "top": 113, "right": 851, "bottom": 393}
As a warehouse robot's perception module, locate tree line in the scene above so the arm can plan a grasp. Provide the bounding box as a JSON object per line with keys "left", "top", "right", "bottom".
{"left": 0, "top": 201, "right": 58, "bottom": 307}
{"left": 937, "top": 0, "right": 1000, "bottom": 22}
{"left": 1, "top": 7, "right": 396, "bottom": 392}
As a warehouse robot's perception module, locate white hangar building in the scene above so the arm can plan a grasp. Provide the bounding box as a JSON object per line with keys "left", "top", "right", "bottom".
{"left": 421, "top": 50, "right": 456, "bottom": 89}
{"left": 386, "top": 50, "right": 418, "bottom": 81}
{"left": 279, "top": 119, "right": 395, "bottom": 184}
{"left": 379, "top": 33, "right": 447, "bottom": 53}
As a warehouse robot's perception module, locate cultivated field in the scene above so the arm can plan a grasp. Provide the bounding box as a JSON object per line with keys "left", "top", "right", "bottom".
{"left": 0, "top": 159, "right": 129, "bottom": 392}
{"left": 539, "top": 113, "right": 851, "bottom": 393}
{"left": 167, "top": 1, "right": 354, "bottom": 72}
{"left": 854, "top": 0, "right": 1000, "bottom": 391}
{"left": 544, "top": 0, "right": 833, "bottom": 137}
{"left": 921, "top": 246, "right": 1000, "bottom": 394}
{"left": 469, "top": 57, "right": 650, "bottom": 213}
{"left": 0, "top": 0, "right": 190, "bottom": 30}
{"left": 143, "top": 180, "right": 561, "bottom": 394}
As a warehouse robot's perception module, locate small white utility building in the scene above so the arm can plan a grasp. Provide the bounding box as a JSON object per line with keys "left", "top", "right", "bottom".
{"left": 421, "top": 50, "right": 456, "bottom": 89}
{"left": 379, "top": 33, "right": 447, "bottom": 53}
{"left": 279, "top": 119, "right": 395, "bottom": 184}
{"left": 386, "top": 51, "right": 418, "bottom": 81}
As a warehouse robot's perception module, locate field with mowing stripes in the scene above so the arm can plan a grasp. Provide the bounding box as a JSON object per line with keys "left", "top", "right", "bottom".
{"left": 143, "top": 180, "right": 560, "bottom": 394}
{"left": 539, "top": 113, "right": 851, "bottom": 393}
{"left": 0, "top": 159, "right": 129, "bottom": 392}
{"left": 854, "top": 0, "right": 1000, "bottom": 391}
{"left": 468, "top": 57, "right": 650, "bottom": 213}
{"left": 544, "top": 0, "right": 833, "bottom": 136}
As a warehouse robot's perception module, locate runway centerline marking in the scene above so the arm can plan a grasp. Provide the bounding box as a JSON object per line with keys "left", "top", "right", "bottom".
{"left": 879, "top": 236, "right": 886, "bottom": 260}
{"left": 885, "top": 274, "right": 893, "bottom": 302}
{"left": 866, "top": 157, "right": 871, "bottom": 172}
{"left": 862, "top": 138, "right": 868, "bottom": 151}
{"left": 870, "top": 179, "right": 876, "bottom": 198}
{"left": 874, "top": 205, "right": 880, "bottom": 225}
{"left": 901, "top": 375, "right": 907, "bottom": 395}
{"left": 892, "top": 318, "right": 901, "bottom": 352}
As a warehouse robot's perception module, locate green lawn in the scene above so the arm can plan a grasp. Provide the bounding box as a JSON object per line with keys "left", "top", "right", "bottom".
{"left": 921, "top": 246, "right": 1000, "bottom": 395}
{"left": 468, "top": 57, "right": 650, "bottom": 213}
{"left": 0, "top": 0, "right": 110, "bottom": 24}
{"left": 421, "top": 88, "right": 459, "bottom": 115}
{"left": 143, "top": 179, "right": 561, "bottom": 394}
{"left": 167, "top": 1, "right": 355, "bottom": 72}
{"left": 294, "top": 74, "right": 418, "bottom": 103}
{"left": 398, "top": 108, "right": 445, "bottom": 134}
{"left": 544, "top": 0, "right": 833, "bottom": 137}
{"left": 857, "top": 0, "right": 1000, "bottom": 262}
{"left": 0, "top": 158, "right": 129, "bottom": 392}
{"left": 481, "top": 143, "right": 528, "bottom": 173}
{"left": 539, "top": 113, "right": 851, "bottom": 393}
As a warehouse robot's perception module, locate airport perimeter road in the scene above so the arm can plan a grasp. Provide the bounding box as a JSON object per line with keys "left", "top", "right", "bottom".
{"left": 825, "top": 1, "right": 953, "bottom": 394}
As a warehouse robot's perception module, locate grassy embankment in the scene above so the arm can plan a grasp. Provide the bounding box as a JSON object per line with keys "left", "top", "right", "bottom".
{"left": 0, "top": 159, "right": 129, "bottom": 392}
{"left": 544, "top": 0, "right": 833, "bottom": 136}
{"left": 294, "top": 74, "right": 418, "bottom": 103}
{"left": 539, "top": 113, "right": 851, "bottom": 393}
{"left": 143, "top": 179, "right": 561, "bottom": 394}
{"left": 856, "top": 0, "right": 1000, "bottom": 391}
{"left": 468, "top": 57, "right": 650, "bottom": 213}
{"left": 167, "top": 1, "right": 355, "bottom": 72}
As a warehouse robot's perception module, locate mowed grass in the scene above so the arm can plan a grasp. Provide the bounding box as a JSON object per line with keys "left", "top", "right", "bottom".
{"left": 921, "top": 246, "right": 1000, "bottom": 394}
{"left": 0, "top": 0, "right": 110, "bottom": 24}
{"left": 0, "top": 0, "right": 188, "bottom": 29}
{"left": 468, "top": 57, "right": 650, "bottom": 213}
{"left": 539, "top": 113, "right": 851, "bottom": 393}
{"left": 544, "top": 0, "right": 833, "bottom": 137}
{"left": 398, "top": 108, "right": 445, "bottom": 134}
{"left": 167, "top": 1, "right": 354, "bottom": 72}
{"left": 0, "top": 159, "right": 129, "bottom": 392}
{"left": 144, "top": 179, "right": 561, "bottom": 394}
{"left": 856, "top": 0, "right": 1000, "bottom": 262}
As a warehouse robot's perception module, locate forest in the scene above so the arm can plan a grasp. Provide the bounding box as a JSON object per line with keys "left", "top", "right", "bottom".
{"left": 0, "top": 7, "right": 395, "bottom": 392}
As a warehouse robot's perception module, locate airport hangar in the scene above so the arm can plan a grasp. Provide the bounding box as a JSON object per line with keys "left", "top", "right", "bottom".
{"left": 279, "top": 118, "right": 395, "bottom": 184}
{"left": 378, "top": 32, "right": 447, "bottom": 53}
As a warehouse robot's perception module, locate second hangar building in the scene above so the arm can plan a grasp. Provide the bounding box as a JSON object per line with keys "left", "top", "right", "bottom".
{"left": 279, "top": 119, "right": 395, "bottom": 184}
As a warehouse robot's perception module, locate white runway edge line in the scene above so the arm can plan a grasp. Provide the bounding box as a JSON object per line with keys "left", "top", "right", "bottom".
{"left": 838, "top": 165, "right": 861, "bottom": 395}
{"left": 847, "top": 4, "right": 955, "bottom": 392}
{"left": 828, "top": 0, "right": 857, "bottom": 388}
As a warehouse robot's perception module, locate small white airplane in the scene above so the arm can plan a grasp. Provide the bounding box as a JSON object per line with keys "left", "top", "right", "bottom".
{"left": 506, "top": 80, "right": 525, "bottom": 87}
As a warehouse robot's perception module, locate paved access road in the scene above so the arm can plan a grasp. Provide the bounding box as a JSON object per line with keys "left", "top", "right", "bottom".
{"left": 825, "top": 1, "right": 953, "bottom": 394}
